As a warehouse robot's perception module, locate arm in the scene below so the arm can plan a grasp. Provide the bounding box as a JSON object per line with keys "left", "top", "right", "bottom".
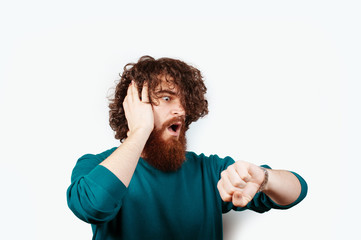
{"left": 100, "top": 81, "right": 153, "bottom": 187}
{"left": 67, "top": 82, "right": 153, "bottom": 223}
{"left": 262, "top": 169, "right": 302, "bottom": 206}
{"left": 217, "top": 161, "right": 304, "bottom": 207}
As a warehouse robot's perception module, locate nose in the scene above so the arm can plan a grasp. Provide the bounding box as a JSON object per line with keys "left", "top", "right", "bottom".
{"left": 171, "top": 102, "right": 186, "bottom": 117}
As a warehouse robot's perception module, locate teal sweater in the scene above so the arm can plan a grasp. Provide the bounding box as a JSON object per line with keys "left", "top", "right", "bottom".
{"left": 67, "top": 147, "right": 307, "bottom": 240}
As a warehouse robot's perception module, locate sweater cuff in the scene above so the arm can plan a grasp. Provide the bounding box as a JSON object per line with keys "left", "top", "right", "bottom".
{"left": 87, "top": 165, "right": 127, "bottom": 201}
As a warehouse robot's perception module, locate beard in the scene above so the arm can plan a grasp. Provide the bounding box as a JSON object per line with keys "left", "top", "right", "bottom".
{"left": 142, "top": 117, "right": 187, "bottom": 172}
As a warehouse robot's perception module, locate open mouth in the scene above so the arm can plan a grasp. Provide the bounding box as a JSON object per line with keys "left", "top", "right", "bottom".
{"left": 167, "top": 122, "right": 182, "bottom": 136}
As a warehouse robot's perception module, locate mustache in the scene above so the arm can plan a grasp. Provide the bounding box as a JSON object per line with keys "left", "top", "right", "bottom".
{"left": 161, "top": 116, "right": 185, "bottom": 130}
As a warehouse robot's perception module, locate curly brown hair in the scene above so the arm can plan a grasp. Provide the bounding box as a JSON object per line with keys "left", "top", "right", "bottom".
{"left": 109, "top": 55, "right": 208, "bottom": 142}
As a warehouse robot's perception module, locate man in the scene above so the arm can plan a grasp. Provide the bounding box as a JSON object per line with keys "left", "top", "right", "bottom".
{"left": 67, "top": 56, "right": 307, "bottom": 239}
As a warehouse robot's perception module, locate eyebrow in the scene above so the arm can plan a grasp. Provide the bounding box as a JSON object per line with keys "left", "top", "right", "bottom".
{"left": 155, "top": 89, "right": 178, "bottom": 96}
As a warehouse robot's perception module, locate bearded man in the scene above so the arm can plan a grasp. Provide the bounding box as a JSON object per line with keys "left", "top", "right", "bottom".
{"left": 67, "top": 56, "right": 308, "bottom": 240}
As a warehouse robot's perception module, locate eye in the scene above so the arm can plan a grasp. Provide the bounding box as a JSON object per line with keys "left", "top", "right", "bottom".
{"left": 162, "top": 96, "right": 171, "bottom": 102}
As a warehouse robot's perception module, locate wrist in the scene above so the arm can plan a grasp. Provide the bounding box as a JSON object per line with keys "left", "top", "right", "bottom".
{"left": 130, "top": 125, "right": 153, "bottom": 137}
{"left": 257, "top": 167, "right": 269, "bottom": 193}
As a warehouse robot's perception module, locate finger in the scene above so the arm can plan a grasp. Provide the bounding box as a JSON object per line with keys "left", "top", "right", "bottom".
{"left": 131, "top": 81, "right": 141, "bottom": 101}
{"left": 217, "top": 179, "right": 232, "bottom": 202}
{"left": 234, "top": 181, "right": 259, "bottom": 207}
{"left": 126, "top": 82, "right": 133, "bottom": 101}
{"left": 227, "top": 165, "right": 247, "bottom": 188}
{"left": 122, "top": 96, "right": 130, "bottom": 119}
{"left": 141, "top": 82, "right": 150, "bottom": 103}
{"left": 232, "top": 190, "right": 252, "bottom": 207}
{"left": 243, "top": 180, "right": 260, "bottom": 197}
{"left": 220, "top": 171, "right": 243, "bottom": 195}
{"left": 123, "top": 95, "right": 129, "bottom": 109}
{"left": 234, "top": 162, "right": 252, "bottom": 182}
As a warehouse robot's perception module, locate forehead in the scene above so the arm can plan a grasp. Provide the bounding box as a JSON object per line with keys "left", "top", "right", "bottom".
{"left": 154, "top": 75, "right": 180, "bottom": 94}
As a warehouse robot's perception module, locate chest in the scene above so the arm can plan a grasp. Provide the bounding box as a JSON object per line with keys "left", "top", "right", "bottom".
{"left": 119, "top": 164, "right": 222, "bottom": 236}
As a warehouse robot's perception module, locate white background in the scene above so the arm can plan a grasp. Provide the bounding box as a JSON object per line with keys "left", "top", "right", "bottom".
{"left": 1, "top": 0, "right": 360, "bottom": 239}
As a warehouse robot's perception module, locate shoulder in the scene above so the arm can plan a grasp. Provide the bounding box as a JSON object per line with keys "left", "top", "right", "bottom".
{"left": 78, "top": 147, "right": 118, "bottom": 163}
{"left": 185, "top": 151, "right": 236, "bottom": 173}
{"left": 70, "top": 147, "right": 118, "bottom": 182}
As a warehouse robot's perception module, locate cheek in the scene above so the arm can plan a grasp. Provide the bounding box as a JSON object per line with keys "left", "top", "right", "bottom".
{"left": 152, "top": 106, "right": 164, "bottom": 129}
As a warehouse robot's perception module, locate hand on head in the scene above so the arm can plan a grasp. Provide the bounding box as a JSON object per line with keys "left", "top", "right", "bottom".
{"left": 123, "top": 81, "right": 154, "bottom": 136}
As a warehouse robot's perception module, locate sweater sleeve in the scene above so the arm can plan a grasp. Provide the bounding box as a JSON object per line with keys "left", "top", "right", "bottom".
{"left": 66, "top": 149, "right": 127, "bottom": 224}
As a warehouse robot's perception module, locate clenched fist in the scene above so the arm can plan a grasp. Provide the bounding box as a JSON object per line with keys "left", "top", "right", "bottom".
{"left": 217, "top": 161, "right": 267, "bottom": 207}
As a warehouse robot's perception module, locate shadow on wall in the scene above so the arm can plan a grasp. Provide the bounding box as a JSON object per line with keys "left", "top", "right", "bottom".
{"left": 222, "top": 211, "right": 247, "bottom": 240}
